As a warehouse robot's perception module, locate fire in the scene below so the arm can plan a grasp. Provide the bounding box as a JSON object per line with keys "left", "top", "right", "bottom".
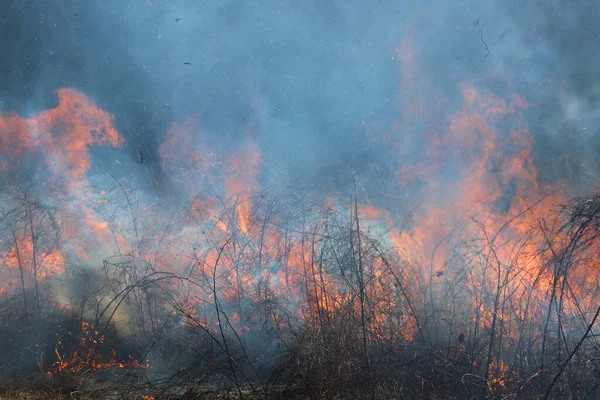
{"left": 0, "top": 88, "right": 125, "bottom": 296}
{"left": 0, "top": 88, "right": 122, "bottom": 179}
{"left": 160, "top": 118, "right": 262, "bottom": 234}
{"left": 50, "top": 321, "right": 149, "bottom": 375}
{"left": 0, "top": 28, "right": 597, "bottom": 399}
{"left": 224, "top": 138, "right": 261, "bottom": 234}
{"left": 0, "top": 234, "right": 64, "bottom": 285}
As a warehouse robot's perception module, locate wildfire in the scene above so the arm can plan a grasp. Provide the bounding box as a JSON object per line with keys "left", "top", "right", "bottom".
{"left": 0, "top": 234, "right": 64, "bottom": 283}
{"left": 225, "top": 138, "right": 261, "bottom": 234}
{"left": 50, "top": 321, "right": 149, "bottom": 375}
{"left": 0, "top": 88, "right": 123, "bottom": 179}
{"left": 0, "top": 24, "right": 596, "bottom": 400}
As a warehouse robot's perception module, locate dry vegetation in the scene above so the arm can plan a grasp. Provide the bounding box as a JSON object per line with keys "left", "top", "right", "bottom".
{"left": 1, "top": 183, "right": 600, "bottom": 399}
{"left": 0, "top": 78, "right": 599, "bottom": 400}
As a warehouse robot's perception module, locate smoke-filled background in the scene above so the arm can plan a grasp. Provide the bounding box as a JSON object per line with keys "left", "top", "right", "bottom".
{"left": 1, "top": 0, "right": 600, "bottom": 396}
{"left": 1, "top": 0, "right": 598, "bottom": 194}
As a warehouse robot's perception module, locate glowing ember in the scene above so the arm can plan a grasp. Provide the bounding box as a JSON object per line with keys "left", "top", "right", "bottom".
{"left": 50, "top": 321, "right": 149, "bottom": 375}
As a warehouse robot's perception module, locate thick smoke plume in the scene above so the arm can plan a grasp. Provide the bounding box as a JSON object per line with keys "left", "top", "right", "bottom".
{"left": 0, "top": 0, "right": 599, "bottom": 398}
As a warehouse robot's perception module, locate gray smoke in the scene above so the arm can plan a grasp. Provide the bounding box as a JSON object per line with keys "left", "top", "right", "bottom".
{"left": 0, "top": 0, "right": 598, "bottom": 195}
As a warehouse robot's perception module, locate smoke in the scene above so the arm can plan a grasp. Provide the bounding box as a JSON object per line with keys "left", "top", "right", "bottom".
{"left": 1, "top": 0, "right": 597, "bottom": 195}
{"left": 500, "top": 0, "right": 600, "bottom": 190}
{"left": 1, "top": 0, "right": 600, "bottom": 383}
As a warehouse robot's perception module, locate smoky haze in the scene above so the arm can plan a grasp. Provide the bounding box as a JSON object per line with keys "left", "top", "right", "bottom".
{"left": 2, "top": 1, "right": 600, "bottom": 392}
{"left": 1, "top": 0, "right": 598, "bottom": 197}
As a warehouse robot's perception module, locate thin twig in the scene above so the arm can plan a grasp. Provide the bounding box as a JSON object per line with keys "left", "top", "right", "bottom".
{"left": 476, "top": 15, "right": 490, "bottom": 59}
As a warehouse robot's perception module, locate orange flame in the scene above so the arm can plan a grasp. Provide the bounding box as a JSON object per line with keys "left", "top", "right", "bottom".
{"left": 0, "top": 88, "right": 123, "bottom": 179}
